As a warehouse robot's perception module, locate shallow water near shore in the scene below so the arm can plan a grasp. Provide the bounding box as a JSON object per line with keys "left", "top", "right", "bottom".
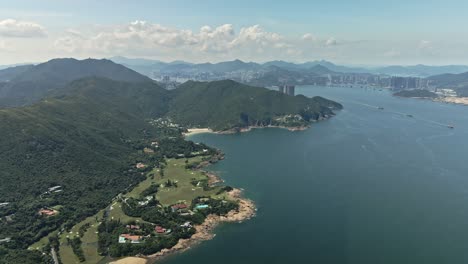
{"left": 161, "top": 86, "right": 468, "bottom": 264}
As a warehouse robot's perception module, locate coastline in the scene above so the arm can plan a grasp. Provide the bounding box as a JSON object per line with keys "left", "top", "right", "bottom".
{"left": 146, "top": 188, "right": 256, "bottom": 263}
{"left": 184, "top": 125, "right": 310, "bottom": 137}
{"left": 434, "top": 97, "right": 468, "bottom": 106}
{"left": 183, "top": 128, "right": 214, "bottom": 136}
{"left": 396, "top": 95, "right": 468, "bottom": 106}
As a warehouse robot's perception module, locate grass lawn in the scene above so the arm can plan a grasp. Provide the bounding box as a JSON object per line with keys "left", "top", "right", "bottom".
{"left": 155, "top": 158, "right": 224, "bottom": 206}
{"left": 121, "top": 157, "right": 225, "bottom": 206}
{"left": 109, "top": 201, "right": 147, "bottom": 224}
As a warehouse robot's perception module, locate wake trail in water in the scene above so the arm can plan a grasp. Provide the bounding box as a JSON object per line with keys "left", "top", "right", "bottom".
{"left": 345, "top": 100, "right": 455, "bottom": 129}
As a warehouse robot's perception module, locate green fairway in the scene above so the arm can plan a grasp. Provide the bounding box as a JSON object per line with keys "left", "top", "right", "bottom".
{"left": 155, "top": 158, "right": 224, "bottom": 206}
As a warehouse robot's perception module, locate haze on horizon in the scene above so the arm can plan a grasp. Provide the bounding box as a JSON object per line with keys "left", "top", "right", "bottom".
{"left": 1, "top": 0, "right": 468, "bottom": 66}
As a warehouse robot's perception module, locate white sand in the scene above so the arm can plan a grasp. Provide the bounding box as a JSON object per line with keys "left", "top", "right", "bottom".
{"left": 184, "top": 128, "right": 214, "bottom": 137}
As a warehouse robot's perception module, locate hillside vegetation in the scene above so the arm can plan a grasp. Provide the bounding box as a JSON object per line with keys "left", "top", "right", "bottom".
{"left": 0, "top": 76, "right": 341, "bottom": 263}
{"left": 0, "top": 58, "right": 152, "bottom": 107}
{"left": 168, "top": 80, "right": 342, "bottom": 130}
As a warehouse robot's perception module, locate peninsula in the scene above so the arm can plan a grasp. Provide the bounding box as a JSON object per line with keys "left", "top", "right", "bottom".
{"left": 0, "top": 59, "right": 342, "bottom": 263}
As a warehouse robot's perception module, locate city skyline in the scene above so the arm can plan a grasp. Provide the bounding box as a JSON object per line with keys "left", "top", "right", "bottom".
{"left": 1, "top": 0, "right": 468, "bottom": 65}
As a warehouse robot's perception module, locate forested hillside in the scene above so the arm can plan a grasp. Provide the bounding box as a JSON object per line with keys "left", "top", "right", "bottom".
{"left": 0, "top": 77, "right": 341, "bottom": 262}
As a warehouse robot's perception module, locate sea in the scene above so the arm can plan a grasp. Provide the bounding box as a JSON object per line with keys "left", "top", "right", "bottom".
{"left": 162, "top": 85, "right": 468, "bottom": 264}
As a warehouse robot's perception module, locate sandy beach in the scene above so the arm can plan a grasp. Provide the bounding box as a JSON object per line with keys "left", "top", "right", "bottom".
{"left": 185, "top": 125, "right": 310, "bottom": 137}
{"left": 183, "top": 128, "right": 214, "bottom": 136}
{"left": 110, "top": 257, "right": 148, "bottom": 264}
{"left": 147, "top": 188, "right": 256, "bottom": 262}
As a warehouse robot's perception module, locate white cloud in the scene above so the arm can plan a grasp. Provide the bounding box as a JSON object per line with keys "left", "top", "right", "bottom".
{"left": 54, "top": 21, "right": 302, "bottom": 61}
{"left": 302, "top": 33, "right": 317, "bottom": 41}
{"left": 418, "top": 40, "right": 432, "bottom": 50}
{"left": 53, "top": 21, "right": 346, "bottom": 63}
{"left": 325, "top": 37, "right": 338, "bottom": 46}
{"left": 0, "top": 19, "right": 47, "bottom": 38}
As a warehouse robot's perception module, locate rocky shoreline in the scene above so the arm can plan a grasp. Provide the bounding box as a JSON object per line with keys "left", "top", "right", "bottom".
{"left": 146, "top": 188, "right": 256, "bottom": 263}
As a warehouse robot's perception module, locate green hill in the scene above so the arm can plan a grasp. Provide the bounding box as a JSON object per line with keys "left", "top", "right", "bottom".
{"left": 0, "top": 77, "right": 341, "bottom": 262}
{"left": 0, "top": 58, "right": 152, "bottom": 107}
{"left": 168, "top": 80, "right": 342, "bottom": 130}
{"left": 0, "top": 65, "right": 34, "bottom": 82}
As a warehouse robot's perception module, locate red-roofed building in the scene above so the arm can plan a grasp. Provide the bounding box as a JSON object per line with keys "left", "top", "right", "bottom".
{"left": 155, "top": 226, "right": 166, "bottom": 234}
{"left": 126, "top": 225, "right": 140, "bottom": 230}
{"left": 38, "top": 208, "right": 57, "bottom": 217}
{"left": 171, "top": 203, "right": 188, "bottom": 212}
{"left": 119, "top": 234, "right": 143, "bottom": 244}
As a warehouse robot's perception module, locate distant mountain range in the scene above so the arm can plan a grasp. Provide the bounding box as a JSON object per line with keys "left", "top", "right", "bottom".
{"left": 375, "top": 65, "right": 468, "bottom": 77}
{"left": 110, "top": 56, "right": 468, "bottom": 78}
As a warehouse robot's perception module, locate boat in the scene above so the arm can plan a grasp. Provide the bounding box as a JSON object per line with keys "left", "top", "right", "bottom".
{"left": 378, "top": 107, "right": 384, "bottom": 110}
{"left": 406, "top": 114, "right": 413, "bottom": 117}
{"left": 448, "top": 125, "right": 455, "bottom": 129}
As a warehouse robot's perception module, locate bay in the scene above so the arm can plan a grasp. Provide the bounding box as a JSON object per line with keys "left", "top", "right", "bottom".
{"left": 162, "top": 86, "right": 468, "bottom": 264}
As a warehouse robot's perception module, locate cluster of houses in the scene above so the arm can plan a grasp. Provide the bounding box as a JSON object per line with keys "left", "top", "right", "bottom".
{"left": 118, "top": 223, "right": 176, "bottom": 244}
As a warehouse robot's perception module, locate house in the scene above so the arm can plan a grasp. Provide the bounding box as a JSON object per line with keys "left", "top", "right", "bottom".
{"left": 48, "top": 186, "right": 62, "bottom": 192}
{"left": 0, "top": 238, "right": 11, "bottom": 244}
{"left": 0, "top": 202, "right": 9, "bottom": 208}
{"left": 143, "top": 147, "right": 154, "bottom": 154}
{"left": 5, "top": 214, "right": 14, "bottom": 222}
{"left": 126, "top": 225, "right": 140, "bottom": 230}
{"left": 151, "top": 141, "right": 159, "bottom": 147}
{"left": 155, "top": 226, "right": 166, "bottom": 234}
{"left": 180, "top": 222, "right": 192, "bottom": 228}
{"left": 136, "top": 163, "right": 147, "bottom": 169}
{"left": 171, "top": 203, "right": 188, "bottom": 212}
{"left": 38, "top": 208, "right": 57, "bottom": 217}
{"left": 119, "top": 234, "right": 143, "bottom": 244}
{"left": 138, "top": 196, "right": 154, "bottom": 206}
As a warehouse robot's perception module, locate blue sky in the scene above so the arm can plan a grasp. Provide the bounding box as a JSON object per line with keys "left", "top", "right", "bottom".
{"left": 1, "top": 0, "right": 468, "bottom": 65}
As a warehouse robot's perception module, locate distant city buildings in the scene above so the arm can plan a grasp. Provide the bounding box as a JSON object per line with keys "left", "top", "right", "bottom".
{"left": 151, "top": 67, "right": 434, "bottom": 92}
{"left": 390, "top": 76, "right": 431, "bottom": 91}
{"left": 278, "top": 85, "right": 295, "bottom": 96}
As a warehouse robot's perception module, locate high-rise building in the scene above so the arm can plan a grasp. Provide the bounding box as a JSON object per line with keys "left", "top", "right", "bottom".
{"left": 285, "top": 85, "right": 295, "bottom": 96}
{"left": 278, "top": 85, "right": 295, "bottom": 96}
{"left": 278, "top": 86, "right": 285, "bottom": 94}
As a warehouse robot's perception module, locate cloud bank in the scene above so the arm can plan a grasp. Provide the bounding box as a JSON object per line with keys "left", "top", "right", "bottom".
{"left": 0, "top": 19, "right": 47, "bottom": 38}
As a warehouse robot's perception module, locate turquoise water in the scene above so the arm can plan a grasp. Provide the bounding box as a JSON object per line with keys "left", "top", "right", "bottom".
{"left": 162, "top": 86, "right": 468, "bottom": 264}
